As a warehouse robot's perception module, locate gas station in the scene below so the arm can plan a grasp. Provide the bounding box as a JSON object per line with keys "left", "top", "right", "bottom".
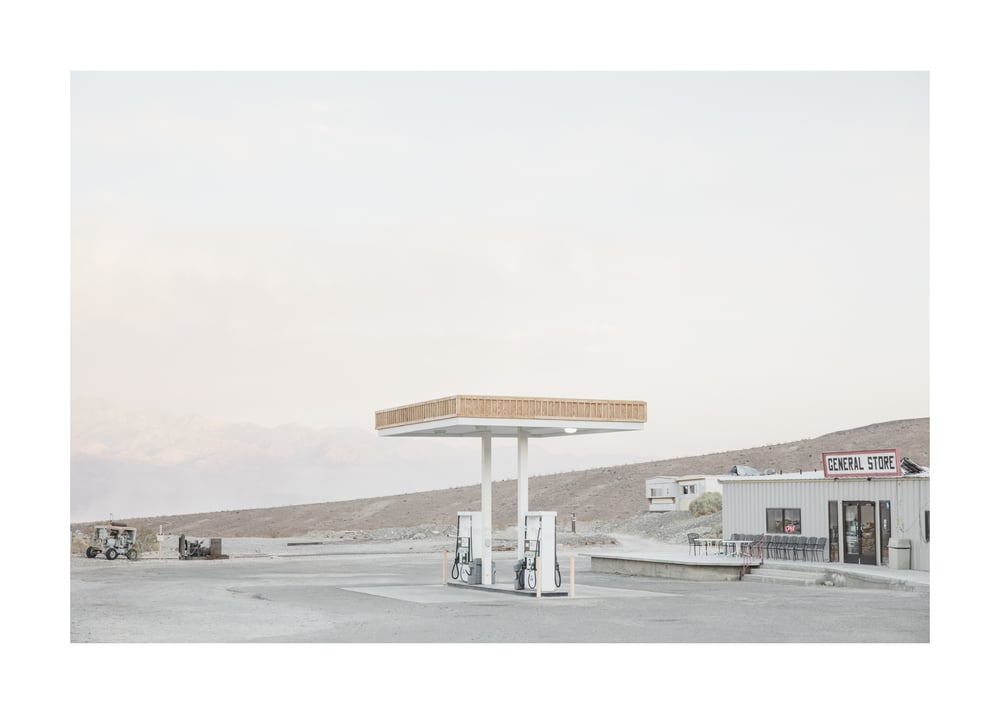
{"left": 375, "top": 395, "right": 646, "bottom": 593}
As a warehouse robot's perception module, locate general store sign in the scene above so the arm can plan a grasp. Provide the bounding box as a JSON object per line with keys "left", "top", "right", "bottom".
{"left": 822, "top": 449, "right": 901, "bottom": 478}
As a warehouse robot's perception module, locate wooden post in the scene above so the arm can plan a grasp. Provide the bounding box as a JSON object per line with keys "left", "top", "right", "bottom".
{"left": 570, "top": 556, "right": 575, "bottom": 598}
{"left": 442, "top": 550, "right": 448, "bottom": 585}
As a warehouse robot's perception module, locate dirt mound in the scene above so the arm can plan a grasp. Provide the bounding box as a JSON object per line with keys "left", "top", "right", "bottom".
{"left": 71, "top": 418, "right": 928, "bottom": 538}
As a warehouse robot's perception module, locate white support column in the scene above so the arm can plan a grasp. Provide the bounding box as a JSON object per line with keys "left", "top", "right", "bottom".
{"left": 517, "top": 432, "right": 529, "bottom": 560}
{"left": 481, "top": 436, "right": 493, "bottom": 584}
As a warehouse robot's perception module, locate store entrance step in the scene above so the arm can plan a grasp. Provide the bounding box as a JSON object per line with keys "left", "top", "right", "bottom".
{"left": 742, "top": 567, "right": 826, "bottom": 587}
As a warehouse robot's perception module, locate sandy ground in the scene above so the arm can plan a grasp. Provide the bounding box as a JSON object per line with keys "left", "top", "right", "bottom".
{"left": 71, "top": 535, "right": 929, "bottom": 644}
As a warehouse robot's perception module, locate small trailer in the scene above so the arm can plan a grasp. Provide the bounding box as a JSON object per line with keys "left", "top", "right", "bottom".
{"left": 178, "top": 534, "right": 228, "bottom": 560}
{"left": 86, "top": 523, "right": 139, "bottom": 561}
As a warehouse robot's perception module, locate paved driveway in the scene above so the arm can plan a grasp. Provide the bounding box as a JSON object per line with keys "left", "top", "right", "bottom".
{"left": 71, "top": 543, "right": 928, "bottom": 643}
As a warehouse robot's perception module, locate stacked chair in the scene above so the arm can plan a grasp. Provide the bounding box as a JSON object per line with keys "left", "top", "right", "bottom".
{"left": 764, "top": 534, "right": 827, "bottom": 562}
{"left": 806, "top": 537, "right": 827, "bottom": 562}
{"left": 693, "top": 532, "right": 828, "bottom": 562}
{"left": 800, "top": 537, "right": 818, "bottom": 561}
{"left": 774, "top": 535, "right": 789, "bottom": 559}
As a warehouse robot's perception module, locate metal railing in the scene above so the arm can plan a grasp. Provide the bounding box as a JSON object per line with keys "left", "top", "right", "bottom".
{"left": 741, "top": 534, "right": 766, "bottom": 580}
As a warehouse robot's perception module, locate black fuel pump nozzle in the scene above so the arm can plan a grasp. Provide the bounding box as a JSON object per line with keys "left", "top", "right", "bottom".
{"left": 516, "top": 530, "right": 562, "bottom": 590}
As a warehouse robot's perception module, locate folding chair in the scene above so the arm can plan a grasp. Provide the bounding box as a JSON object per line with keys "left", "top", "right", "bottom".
{"left": 725, "top": 533, "right": 740, "bottom": 556}
{"left": 811, "top": 537, "right": 828, "bottom": 562}
{"left": 776, "top": 534, "right": 790, "bottom": 559}
{"left": 803, "top": 537, "right": 818, "bottom": 561}
{"left": 788, "top": 536, "right": 806, "bottom": 560}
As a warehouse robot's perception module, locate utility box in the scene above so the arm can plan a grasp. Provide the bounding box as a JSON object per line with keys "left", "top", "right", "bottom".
{"left": 469, "top": 558, "right": 483, "bottom": 585}
{"left": 468, "top": 558, "right": 496, "bottom": 585}
{"left": 888, "top": 538, "right": 911, "bottom": 570}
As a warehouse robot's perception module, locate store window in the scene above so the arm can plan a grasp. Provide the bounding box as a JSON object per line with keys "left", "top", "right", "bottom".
{"left": 766, "top": 508, "right": 801, "bottom": 534}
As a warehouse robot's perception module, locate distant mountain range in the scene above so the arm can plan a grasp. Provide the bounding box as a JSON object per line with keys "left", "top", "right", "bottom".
{"left": 71, "top": 401, "right": 928, "bottom": 535}
{"left": 70, "top": 398, "right": 685, "bottom": 522}
{"left": 71, "top": 399, "right": 480, "bottom": 522}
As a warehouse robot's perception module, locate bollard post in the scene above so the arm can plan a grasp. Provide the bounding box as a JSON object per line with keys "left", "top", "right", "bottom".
{"left": 570, "top": 556, "right": 575, "bottom": 598}
{"left": 442, "top": 550, "right": 448, "bottom": 585}
{"left": 536, "top": 558, "right": 542, "bottom": 598}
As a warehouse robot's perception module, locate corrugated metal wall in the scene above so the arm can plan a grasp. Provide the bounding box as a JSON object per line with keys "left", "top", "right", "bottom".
{"left": 722, "top": 477, "right": 930, "bottom": 571}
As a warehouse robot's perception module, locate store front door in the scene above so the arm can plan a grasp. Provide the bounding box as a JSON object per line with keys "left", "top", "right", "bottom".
{"left": 843, "top": 501, "right": 877, "bottom": 565}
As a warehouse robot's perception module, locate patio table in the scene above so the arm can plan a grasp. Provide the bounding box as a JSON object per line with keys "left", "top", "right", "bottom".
{"left": 694, "top": 538, "right": 724, "bottom": 555}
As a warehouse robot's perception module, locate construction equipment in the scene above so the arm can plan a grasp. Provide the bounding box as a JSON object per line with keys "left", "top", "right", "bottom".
{"left": 86, "top": 523, "right": 139, "bottom": 561}
{"left": 178, "top": 534, "right": 228, "bottom": 560}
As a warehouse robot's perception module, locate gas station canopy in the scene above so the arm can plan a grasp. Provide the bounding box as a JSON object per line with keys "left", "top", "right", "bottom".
{"left": 374, "top": 394, "right": 647, "bottom": 586}
{"left": 375, "top": 395, "right": 646, "bottom": 438}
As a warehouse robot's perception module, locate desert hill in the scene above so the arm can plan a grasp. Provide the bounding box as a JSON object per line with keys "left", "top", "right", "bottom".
{"left": 72, "top": 417, "right": 928, "bottom": 537}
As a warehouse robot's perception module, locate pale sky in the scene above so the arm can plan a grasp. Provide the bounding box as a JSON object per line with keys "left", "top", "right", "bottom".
{"left": 71, "top": 72, "right": 928, "bottom": 464}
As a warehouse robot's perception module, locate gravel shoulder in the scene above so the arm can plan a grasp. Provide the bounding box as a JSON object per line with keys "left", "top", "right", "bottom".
{"left": 139, "top": 510, "right": 724, "bottom": 559}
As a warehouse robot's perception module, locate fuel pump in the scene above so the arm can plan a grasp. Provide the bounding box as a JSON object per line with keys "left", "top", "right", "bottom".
{"left": 514, "top": 511, "right": 561, "bottom": 592}
{"left": 451, "top": 511, "right": 482, "bottom": 583}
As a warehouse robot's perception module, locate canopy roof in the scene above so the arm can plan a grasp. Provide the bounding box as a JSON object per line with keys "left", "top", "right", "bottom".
{"left": 375, "top": 394, "right": 646, "bottom": 438}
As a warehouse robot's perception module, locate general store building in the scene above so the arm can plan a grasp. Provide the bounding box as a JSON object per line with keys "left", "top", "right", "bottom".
{"left": 720, "top": 449, "right": 929, "bottom": 571}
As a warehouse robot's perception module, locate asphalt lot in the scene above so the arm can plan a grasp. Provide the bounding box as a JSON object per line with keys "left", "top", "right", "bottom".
{"left": 70, "top": 538, "right": 929, "bottom": 643}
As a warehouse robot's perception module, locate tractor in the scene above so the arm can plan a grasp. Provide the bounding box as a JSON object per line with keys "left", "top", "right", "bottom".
{"left": 86, "top": 523, "right": 139, "bottom": 561}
